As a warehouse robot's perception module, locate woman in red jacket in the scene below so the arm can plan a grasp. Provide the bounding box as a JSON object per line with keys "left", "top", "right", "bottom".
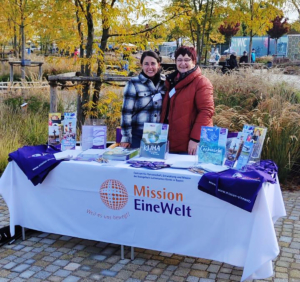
{"left": 160, "top": 46, "right": 214, "bottom": 155}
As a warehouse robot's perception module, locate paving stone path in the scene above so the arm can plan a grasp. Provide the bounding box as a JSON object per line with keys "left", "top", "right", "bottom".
{"left": 0, "top": 190, "right": 299, "bottom": 282}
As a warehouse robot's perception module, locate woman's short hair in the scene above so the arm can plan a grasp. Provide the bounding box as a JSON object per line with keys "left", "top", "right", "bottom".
{"left": 175, "top": 46, "right": 197, "bottom": 62}
{"left": 140, "top": 50, "right": 161, "bottom": 64}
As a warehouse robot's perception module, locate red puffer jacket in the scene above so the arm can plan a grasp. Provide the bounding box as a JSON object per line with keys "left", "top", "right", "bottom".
{"left": 160, "top": 67, "right": 214, "bottom": 153}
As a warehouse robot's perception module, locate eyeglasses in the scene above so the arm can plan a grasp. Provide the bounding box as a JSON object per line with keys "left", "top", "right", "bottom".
{"left": 176, "top": 58, "right": 192, "bottom": 63}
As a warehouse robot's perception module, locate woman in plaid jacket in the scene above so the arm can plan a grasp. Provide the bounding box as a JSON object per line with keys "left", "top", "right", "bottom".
{"left": 120, "top": 51, "right": 166, "bottom": 148}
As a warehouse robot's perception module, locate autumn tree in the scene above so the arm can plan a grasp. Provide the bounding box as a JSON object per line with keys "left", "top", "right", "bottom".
{"left": 226, "top": 0, "right": 285, "bottom": 60}
{"left": 267, "top": 16, "right": 290, "bottom": 55}
{"left": 218, "top": 22, "right": 240, "bottom": 49}
{"left": 0, "top": 0, "right": 44, "bottom": 79}
{"left": 165, "top": 0, "right": 225, "bottom": 64}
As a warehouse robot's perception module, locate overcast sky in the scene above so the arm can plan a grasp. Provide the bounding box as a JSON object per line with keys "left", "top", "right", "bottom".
{"left": 149, "top": 1, "right": 298, "bottom": 22}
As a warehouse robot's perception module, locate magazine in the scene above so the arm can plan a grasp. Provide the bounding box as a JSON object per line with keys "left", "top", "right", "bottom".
{"left": 198, "top": 126, "right": 228, "bottom": 165}
{"left": 61, "top": 112, "right": 77, "bottom": 151}
{"left": 140, "top": 123, "right": 169, "bottom": 159}
{"left": 103, "top": 147, "right": 139, "bottom": 161}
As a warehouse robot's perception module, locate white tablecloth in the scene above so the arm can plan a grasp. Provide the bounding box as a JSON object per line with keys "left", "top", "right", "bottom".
{"left": 0, "top": 154, "right": 286, "bottom": 281}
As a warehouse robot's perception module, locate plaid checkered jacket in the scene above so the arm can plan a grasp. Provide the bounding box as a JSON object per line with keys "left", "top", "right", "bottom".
{"left": 121, "top": 72, "right": 166, "bottom": 143}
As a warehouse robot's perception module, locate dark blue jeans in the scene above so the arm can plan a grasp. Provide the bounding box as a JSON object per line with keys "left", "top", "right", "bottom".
{"left": 131, "top": 129, "right": 143, "bottom": 149}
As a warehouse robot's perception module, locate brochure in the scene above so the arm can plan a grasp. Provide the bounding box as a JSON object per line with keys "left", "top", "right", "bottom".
{"left": 61, "top": 112, "right": 77, "bottom": 151}
{"left": 224, "top": 132, "right": 248, "bottom": 168}
{"left": 140, "top": 123, "right": 169, "bottom": 159}
{"left": 103, "top": 147, "right": 139, "bottom": 161}
{"left": 235, "top": 141, "right": 255, "bottom": 170}
{"left": 49, "top": 113, "right": 61, "bottom": 126}
{"left": 48, "top": 113, "right": 62, "bottom": 146}
{"left": 198, "top": 126, "right": 228, "bottom": 165}
{"left": 249, "top": 126, "right": 267, "bottom": 162}
{"left": 92, "top": 126, "right": 107, "bottom": 149}
{"left": 48, "top": 125, "right": 62, "bottom": 146}
{"left": 81, "top": 125, "right": 107, "bottom": 150}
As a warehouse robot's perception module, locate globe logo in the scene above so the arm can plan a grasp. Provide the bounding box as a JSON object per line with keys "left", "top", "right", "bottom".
{"left": 99, "top": 179, "right": 128, "bottom": 210}
{"left": 148, "top": 132, "right": 159, "bottom": 143}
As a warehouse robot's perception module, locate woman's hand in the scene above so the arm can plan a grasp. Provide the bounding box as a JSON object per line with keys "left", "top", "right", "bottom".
{"left": 120, "top": 142, "right": 130, "bottom": 148}
{"left": 188, "top": 140, "right": 198, "bottom": 155}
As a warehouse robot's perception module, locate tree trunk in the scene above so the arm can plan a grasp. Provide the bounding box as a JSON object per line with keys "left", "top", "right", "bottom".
{"left": 20, "top": 22, "right": 25, "bottom": 80}
{"left": 93, "top": 27, "right": 110, "bottom": 109}
{"left": 75, "top": 0, "right": 85, "bottom": 129}
{"left": 199, "top": 0, "right": 210, "bottom": 63}
{"left": 75, "top": 0, "right": 94, "bottom": 128}
{"left": 196, "top": 24, "right": 201, "bottom": 65}
{"left": 248, "top": 0, "right": 253, "bottom": 62}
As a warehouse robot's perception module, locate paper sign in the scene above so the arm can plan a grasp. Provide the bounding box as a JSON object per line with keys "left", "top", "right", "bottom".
{"left": 169, "top": 88, "right": 176, "bottom": 98}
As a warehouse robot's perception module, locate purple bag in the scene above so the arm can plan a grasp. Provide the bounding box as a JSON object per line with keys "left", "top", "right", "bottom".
{"left": 198, "top": 169, "right": 267, "bottom": 212}
{"left": 8, "top": 145, "right": 64, "bottom": 186}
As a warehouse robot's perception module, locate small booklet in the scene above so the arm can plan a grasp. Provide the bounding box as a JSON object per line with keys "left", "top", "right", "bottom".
{"left": 61, "top": 112, "right": 77, "bottom": 151}
{"left": 140, "top": 123, "right": 169, "bottom": 159}
{"left": 198, "top": 126, "right": 228, "bottom": 165}
{"left": 48, "top": 113, "right": 62, "bottom": 146}
{"left": 249, "top": 126, "right": 267, "bottom": 162}
{"left": 224, "top": 132, "right": 248, "bottom": 168}
{"left": 73, "top": 149, "right": 106, "bottom": 162}
{"left": 103, "top": 147, "right": 139, "bottom": 161}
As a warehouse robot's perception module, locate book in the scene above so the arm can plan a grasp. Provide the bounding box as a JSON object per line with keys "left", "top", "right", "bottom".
{"left": 140, "top": 123, "right": 169, "bottom": 159}
{"left": 198, "top": 126, "right": 228, "bottom": 165}
{"left": 102, "top": 147, "right": 139, "bottom": 161}
{"left": 61, "top": 112, "right": 77, "bottom": 151}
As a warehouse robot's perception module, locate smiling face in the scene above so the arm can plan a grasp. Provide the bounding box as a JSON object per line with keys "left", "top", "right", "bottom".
{"left": 176, "top": 54, "right": 196, "bottom": 73}
{"left": 141, "top": 56, "right": 160, "bottom": 77}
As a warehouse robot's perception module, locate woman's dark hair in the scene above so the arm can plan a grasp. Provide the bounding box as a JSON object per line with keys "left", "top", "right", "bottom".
{"left": 175, "top": 46, "right": 197, "bottom": 63}
{"left": 140, "top": 50, "right": 161, "bottom": 64}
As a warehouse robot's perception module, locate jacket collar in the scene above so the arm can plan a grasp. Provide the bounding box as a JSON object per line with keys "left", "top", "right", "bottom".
{"left": 138, "top": 72, "right": 166, "bottom": 84}
{"left": 167, "top": 66, "right": 202, "bottom": 90}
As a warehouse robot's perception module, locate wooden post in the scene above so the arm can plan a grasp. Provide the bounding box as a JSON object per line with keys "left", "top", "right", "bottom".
{"left": 49, "top": 81, "right": 58, "bottom": 112}
{"left": 38, "top": 63, "right": 43, "bottom": 80}
{"left": 10, "top": 63, "right": 13, "bottom": 83}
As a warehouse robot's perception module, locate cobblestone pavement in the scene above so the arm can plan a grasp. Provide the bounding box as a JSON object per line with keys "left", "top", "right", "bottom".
{"left": 0, "top": 190, "right": 299, "bottom": 282}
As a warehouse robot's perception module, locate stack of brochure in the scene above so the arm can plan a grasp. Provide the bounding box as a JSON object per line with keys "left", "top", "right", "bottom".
{"left": 102, "top": 147, "right": 139, "bottom": 161}
{"left": 224, "top": 124, "right": 267, "bottom": 170}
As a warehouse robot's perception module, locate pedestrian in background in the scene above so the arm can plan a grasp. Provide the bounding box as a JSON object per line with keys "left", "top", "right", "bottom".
{"left": 239, "top": 51, "right": 248, "bottom": 64}
{"left": 251, "top": 49, "right": 256, "bottom": 63}
{"left": 228, "top": 52, "right": 238, "bottom": 70}
{"left": 209, "top": 48, "right": 220, "bottom": 65}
